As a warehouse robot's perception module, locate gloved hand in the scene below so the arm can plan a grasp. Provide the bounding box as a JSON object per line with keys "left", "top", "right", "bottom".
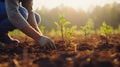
{"left": 36, "top": 36, "right": 56, "bottom": 50}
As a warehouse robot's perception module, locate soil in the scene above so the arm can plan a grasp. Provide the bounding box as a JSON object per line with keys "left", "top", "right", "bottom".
{"left": 0, "top": 34, "right": 120, "bottom": 67}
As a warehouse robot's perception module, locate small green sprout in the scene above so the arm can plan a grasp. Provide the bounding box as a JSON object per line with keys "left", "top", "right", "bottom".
{"left": 80, "top": 18, "right": 94, "bottom": 40}
{"left": 97, "top": 22, "right": 113, "bottom": 44}
{"left": 55, "top": 15, "right": 71, "bottom": 41}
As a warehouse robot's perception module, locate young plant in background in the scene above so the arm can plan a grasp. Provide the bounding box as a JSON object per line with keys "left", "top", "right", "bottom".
{"left": 97, "top": 22, "right": 113, "bottom": 44}
{"left": 115, "top": 24, "right": 120, "bottom": 34}
{"left": 39, "top": 25, "right": 46, "bottom": 34}
{"left": 49, "top": 29, "right": 57, "bottom": 37}
{"left": 9, "top": 30, "right": 25, "bottom": 36}
{"left": 55, "top": 15, "right": 71, "bottom": 41}
{"left": 65, "top": 26, "right": 77, "bottom": 45}
{"left": 118, "top": 24, "right": 120, "bottom": 33}
{"left": 80, "top": 19, "right": 94, "bottom": 40}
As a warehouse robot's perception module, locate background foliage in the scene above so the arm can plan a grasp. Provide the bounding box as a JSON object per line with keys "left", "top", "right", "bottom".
{"left": 35, "top": 2, "right": 120, "bottom": 31}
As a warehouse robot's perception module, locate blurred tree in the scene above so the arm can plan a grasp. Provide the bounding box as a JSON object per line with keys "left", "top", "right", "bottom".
{"left": 34, "top": 2, "right": 120, "bottom": 31}
{"left": 110, "top": 2, "right": 120, "bottom": 28}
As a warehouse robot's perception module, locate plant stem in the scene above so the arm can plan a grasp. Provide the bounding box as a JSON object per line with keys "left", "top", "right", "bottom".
{"left": 61, "top": 24, "right": 64, "bottom": 41}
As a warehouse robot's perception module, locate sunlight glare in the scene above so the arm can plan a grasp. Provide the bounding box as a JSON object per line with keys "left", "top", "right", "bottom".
{"left": 33, "top": 0, "right": 120, "bottom": 11}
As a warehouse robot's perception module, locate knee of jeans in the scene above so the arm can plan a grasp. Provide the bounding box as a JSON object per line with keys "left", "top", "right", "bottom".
{"left": 19, "top": 6, "right": 28, "bottom": 20}
{"left": 34, "top": 13, "right": 41, "bottom": 24}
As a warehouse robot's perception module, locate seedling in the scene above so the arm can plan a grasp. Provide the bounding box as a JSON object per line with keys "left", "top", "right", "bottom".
{"left": 118, "top": 24, "right": 120, "bottom": 33}
{"left": 115, "top": 24, "right": 120, "bottom": 34}
{"left": 97, "top": 22, "right": 113, "bottom": 44}
{"left": 65, "top": 26, "right": 77, "bottom": 45}
{"left": 39, "top": 25, "right": 46, "bottom": 34}
{"left": 80, "top": 19, "right": 94, "bottom": 40}
{"left": 55, "top": 15, "right": 70, "bottom": 41}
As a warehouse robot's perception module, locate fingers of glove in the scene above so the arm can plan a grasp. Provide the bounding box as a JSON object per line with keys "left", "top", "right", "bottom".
{"left": 44, "top": 39, "right": 56, "bottom": 50}
{"left": 43, "top": 43, "right": 53, "bottom": 50}
{"left": 49, "top": 41, "right": 56, "bottom": 50}
{"left": 44, "top": 42, "right": 56, "bottom": 50}
{"left": 45, "top": 43, "right": 51, "bottom": 50}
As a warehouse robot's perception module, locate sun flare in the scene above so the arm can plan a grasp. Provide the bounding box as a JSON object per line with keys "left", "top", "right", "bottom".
{"left": 33, "top": 0, "right": 120, "bottom": 11}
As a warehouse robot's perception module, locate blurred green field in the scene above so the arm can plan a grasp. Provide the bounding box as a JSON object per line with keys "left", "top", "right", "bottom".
{"left": 9, "top": 30, "right": 25, "bottom": 36}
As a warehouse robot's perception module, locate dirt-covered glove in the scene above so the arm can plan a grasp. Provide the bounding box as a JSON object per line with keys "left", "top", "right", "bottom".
{"left": 37, "top": 36, "right": 56, "bottom": 50}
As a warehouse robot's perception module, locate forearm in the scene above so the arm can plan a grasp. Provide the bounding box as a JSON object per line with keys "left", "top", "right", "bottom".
{"left": 20, "top": 26, "right": 42, "bottom": 41}
{"left": 21, "top": 0, "right": 42, "bottom": 34}
{"left": 27, "top": 11, "right": 42, "bottom": 34}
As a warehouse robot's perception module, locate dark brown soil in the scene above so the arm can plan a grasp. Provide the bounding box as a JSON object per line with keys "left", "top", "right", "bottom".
{"left": 0, "top": 34, "right": 120, "bottom": 67}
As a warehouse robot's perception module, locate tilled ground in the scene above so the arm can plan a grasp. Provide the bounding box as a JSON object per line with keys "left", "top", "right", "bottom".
{"left": 0, "top": 34, "right": 120, "bottom": 67}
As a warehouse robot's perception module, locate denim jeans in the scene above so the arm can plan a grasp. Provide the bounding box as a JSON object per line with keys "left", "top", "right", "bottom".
{"left": 0, "top": 2, "right": 40, "bottom": 34}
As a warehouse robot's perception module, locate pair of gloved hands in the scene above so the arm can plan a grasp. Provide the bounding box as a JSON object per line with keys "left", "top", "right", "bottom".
{"left": 36, "top": 36, "right": 56, "bottom": 50}
{"left": 0, "top": 35, "right": 56, "bottom": 50}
